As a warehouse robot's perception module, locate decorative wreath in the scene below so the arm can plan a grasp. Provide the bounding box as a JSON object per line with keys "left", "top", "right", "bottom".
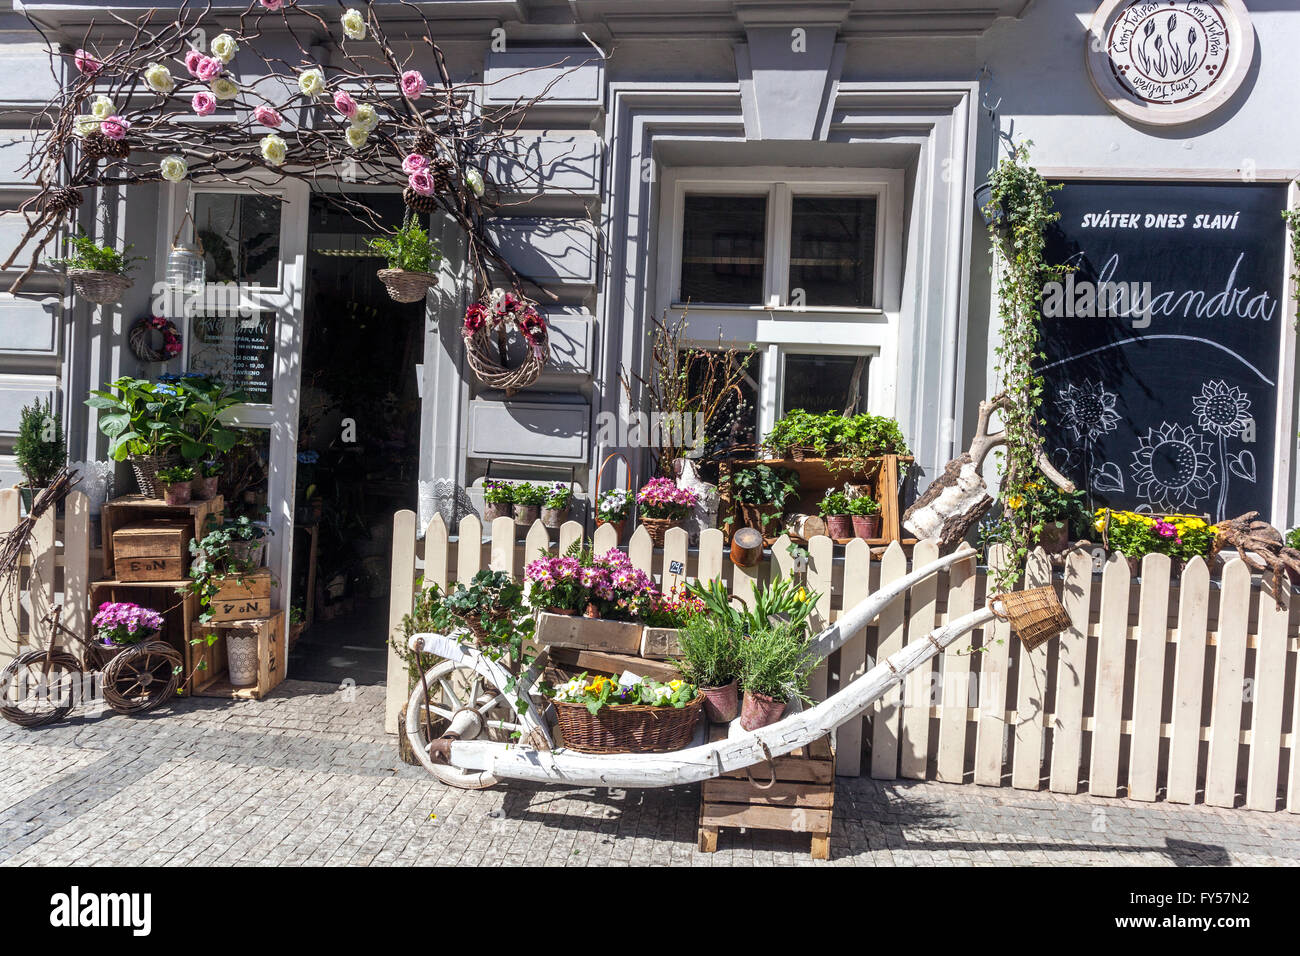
{"left": 462, "top": 289, "right": 549, "bottom": 395}
{"left": 128, "top": 315, "right": 183, "bottom": 363}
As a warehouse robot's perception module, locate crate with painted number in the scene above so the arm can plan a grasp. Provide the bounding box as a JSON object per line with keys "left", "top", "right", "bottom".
{"left": 191, "top": 610, "right": 285, "bottom": 700}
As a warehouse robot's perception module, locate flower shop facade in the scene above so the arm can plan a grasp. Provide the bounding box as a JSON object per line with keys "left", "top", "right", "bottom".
{"left": 2, "top": 0, "right": 1300, "bottom": 751}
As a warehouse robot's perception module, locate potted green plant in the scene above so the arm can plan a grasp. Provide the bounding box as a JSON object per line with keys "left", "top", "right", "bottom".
{"left": 482, "top": 478, "right": 513, "bottom": 523}
{"left": 541, "top": 482, "right": 572, "bottom": 529}
{"left": 368, "top": 211, "right": 443, "bottom": 303}
{"left": 13, "top": 397, "right": 65, "bottom": 515}
{"left": 182, "top": 517, "right": 272, "bottom": 623}
{"left": 765, "top": 408, "right": 840, "bottom": 460}
{"left": 85, "top": 376, "right": 188, "bottom": 497}
{"left": 846, "top": 494, "right": 881, "bottom": 540}
{"left": 732, "top": 464, "right": 798, "bottom": 538}
{"left": 737, "top": 620, "right": 814, "bottom": 730}
{"left": 173, "top": 374, "right": 251, "bottom": 463}
{"left": 442, "top": 570, "right": 536, "bottom": 663}
{"left": 156, "top": 464, "right": 195, "bottom": 505}
{"left": 675, "top": 613, "right": 742, "bottom": 724}
{"left": 818, "top": 488, "right": 853, "bottom": 540}
{"left": 48, "top": 227, "right": 143, "bottom": 305}
{"left": 511, "top": 482, "right": 547, "bottom": 526}
{"left": 1005, "top": 477, "right": 1086, "bottom": 553}
{"left": 192, "top": 460, "right": 222, "bottom": 501}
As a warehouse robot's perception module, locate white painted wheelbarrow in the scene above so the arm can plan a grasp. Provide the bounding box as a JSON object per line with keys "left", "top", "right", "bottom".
{"left": 405, "top": 545, "right": 1065, "bottom": 789}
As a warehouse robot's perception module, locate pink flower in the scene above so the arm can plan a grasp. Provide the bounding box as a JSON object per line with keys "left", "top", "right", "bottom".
{"left": 253, "top": 104, "right": 283, "bottom": 128}
{"left": 401, "top": 153, "right": 428, "bottom": 175}
{"left": 400, "top": 70, "right": 427, "bottom": 98}
{"left": 333, "top": 90, "right": 357, "bottom": 119}
{"left": 260, "top": 0, "right": 284, "bottom": 10}
{"left": 74, "top": 49, "right": 102, "bottom": 76}
{"left": 99, "top": 116, "right": 130, "bottom": 141}
{"left": 408, "top": 169, "right": 434, "bottom": 196}
{"left": 195, "top": 56, "right": 223, "bottom": 82}
{"left": 191, "top": 91, "right": 217, "bottom": 116}
{"left": 184, "top": 48, "right": 205, "bottom": 77}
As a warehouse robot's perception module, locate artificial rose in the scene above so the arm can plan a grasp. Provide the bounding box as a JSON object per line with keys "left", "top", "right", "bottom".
{"left": 160, "top": 154, "right": 188, "bottom": 183}
{"left": 99, "top": 116, "right": 130, "bottom": 141}
{"left": 210, "top": 77, "right": 239, "bottom": 100}
{"left": 260, "top": 0, "right": 284, "bottom": 10}
{"left": 344, "top": 125, "right": 369, "bottom": 149}
{"left": 260, "top": 133, "right": 287, "bottom": 166}
{"left": 73, "top": 114, "right": 99, "bottom": 137}
{"left": 401, "top": 153, "right": 429, "bottom": 175}
{"left": 211, "top": 33, "right": 239, "bottom": 64}
{"left": 333, "top": 90, "right": 357, "bottom": 119}
{"left": 298, "top": 67, "right": 326, "bottom": 98}
{"left": 400, "top": 70, "right": 427, "bottom": 98}
{"left": 341, "top": 9, "right": 366, "bottom": 40}
{"left": 464, "top": 168, "right": 485, "bottom": 198}
{"left": 144, "top": 62, "right": 175, "bottom": 94}
{"left": 90, "top": 95, "right": 115, "bottom": 121}
{"left": 191, "top": 91, "right": 217, "bottom": 116}
{"left": 195, "top": 55, "right": 223, "bottom": 82}
{"left": 408, "top": 169, "right": 434, "bottom": 196}
{"left": 74, "top": 49, "right": 101, "bottom": 76}
{"left": 253, "top": 104, "right": 282, "bottom": 128}
{"left": 351, "top": 103, "right": 378, "bottom": 131}
{"left": 184, "top": 47, "right": 205, "bottom": 77}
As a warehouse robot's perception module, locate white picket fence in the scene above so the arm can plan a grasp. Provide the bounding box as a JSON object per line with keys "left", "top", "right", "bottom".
{"left": 386, "top": 509, "right": 1300, "bottom": 812}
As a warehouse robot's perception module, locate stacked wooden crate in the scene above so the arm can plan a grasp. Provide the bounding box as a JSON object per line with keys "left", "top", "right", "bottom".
{"left": 191, "top": 609, "right": 286, "bottom": 700}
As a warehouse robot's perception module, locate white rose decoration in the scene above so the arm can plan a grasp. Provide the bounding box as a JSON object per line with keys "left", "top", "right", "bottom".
{"left": 90, "top": 95, "right": 115, "bottom": 120}
{"left": 344, "top": 125, "right": 369, "bottom": 149}
{"left": 211, "top": 33, "right": 239, "bottom": 64}
{"left": 351, "top": 103, "right": 378, "bottom": 132}
{"left": 73, "top": 114, "right": 99, "bottom": 137}
{"left": 260, "top": 133, "right": 287, "bottom": 166}
{"left": 341, "top": 9, "right": 366, "bottom": 41}
{"left": 144, "top": 62, "right": 175, "bottom": 94}
{"left": 464, "top": 168, "right": 485, "bottom": 198}
{"left": 160, "top": 154, "right": 189, "bottom": 183}
{"left": 210, "top": 77, "right": 239, "bottom": 101}
{"left": 298, "top": 67, "right": 326, "bottom": 98}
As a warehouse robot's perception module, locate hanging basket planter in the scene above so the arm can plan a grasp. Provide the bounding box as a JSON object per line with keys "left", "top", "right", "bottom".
{"left": 67, "top": 268, "right": 132, "bottom": 305}
{"left": 377, "top": 268, "right": 438, "bottom": 303}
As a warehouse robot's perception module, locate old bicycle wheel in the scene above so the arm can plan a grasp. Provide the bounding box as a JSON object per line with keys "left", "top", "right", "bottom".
{"left": 0, "top": 650, "right": 83, "bottom": 727}
{"left": 101, "top": 641, "right": 181, "bottom": 715}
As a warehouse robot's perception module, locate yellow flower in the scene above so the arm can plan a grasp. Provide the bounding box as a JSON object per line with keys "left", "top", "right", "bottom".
{"left": 210, "top": 77, "right": 239, "bottom": 100}
{"left": 669, "top": 679, "right": 683, "bottom": 690}
{"left": 1006, "top": 494, "right": 1025, "bottom": 510}
{"left": 260, "top": 133, "right": 287, "bottom": 166}
{"left": 796, "top": 588, "right": 807, "bottom": 603}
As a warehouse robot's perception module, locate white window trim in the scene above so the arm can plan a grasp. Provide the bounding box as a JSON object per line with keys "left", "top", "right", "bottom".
{"left": 655, "top": 165, "right": 904, "bottom": 436}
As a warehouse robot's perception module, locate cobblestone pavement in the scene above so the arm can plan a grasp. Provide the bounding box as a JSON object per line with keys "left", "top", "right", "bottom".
{"left": 0, "top": 679, "right": 1296, "bottom": 866}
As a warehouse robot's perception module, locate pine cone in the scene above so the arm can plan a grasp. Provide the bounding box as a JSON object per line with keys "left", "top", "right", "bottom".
{"left": 403, "top": 186, "right": 439, "bottom": 214}
{"left": 83, "top": 131, "right": 129, "bottom": 160}
{"left": 430, "top": 159, "right": 455, "bottom": 194}
{"left": 42, "top": 187, "right": 83, "bottom": 215}
{"left": 412, "top": 129, "right": 439, "bottom": 156}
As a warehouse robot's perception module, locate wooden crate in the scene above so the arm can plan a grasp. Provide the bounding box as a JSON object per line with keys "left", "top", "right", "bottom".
{"left": 639, "top": 626, "right": 681, "bottom": 660}
{"left": 209, "top": 568, "right": 273, "bottom": 622}
{"left": 547, "top": 645, "right": 681, "bottom": 683}
{"left": 113, "top": 519, "right": 192, "bottom": 581}
{"left": 87, "top": 581, "right": 202, "bottom": 691}
{"left": 535, "top": 611, "right": 642, "bottom": 654}
{"left": 191, "top": 610, "right": 285, "bottom": 700}
{"left": 102, "top": 495, "right": 223, "bottom": 578}
{"left": 698, "top": 725, "right": 835, "bottom": 860}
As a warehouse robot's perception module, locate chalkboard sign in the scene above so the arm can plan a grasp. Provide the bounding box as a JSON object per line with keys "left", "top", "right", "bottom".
{"left": 187, "top": 311, "right": 276, "bottom": 403}
{"left": 1040, "top": 181, "right": 1288, "bottom": 522}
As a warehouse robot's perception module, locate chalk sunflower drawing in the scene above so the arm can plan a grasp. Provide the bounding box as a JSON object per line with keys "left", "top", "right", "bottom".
{"left": 1056, "top": 380, "right": 1123, "bottom": 502}
{"left": 1130, "top": 422, "right": 1216, "bottom": 513}
{"left": 1192, "top": 379, "right": 1255, "bottom": 520}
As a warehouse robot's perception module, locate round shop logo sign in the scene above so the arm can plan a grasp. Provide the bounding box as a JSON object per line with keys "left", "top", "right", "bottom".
{"left": 1087, "top": 0, "right": 1254, "bottom": 126}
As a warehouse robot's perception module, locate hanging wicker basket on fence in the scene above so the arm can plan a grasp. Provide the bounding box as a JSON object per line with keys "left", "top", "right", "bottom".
{"left": 67, "top": 269, "right": 132, "bottom": 305}
{"left": 553, "top": 695, "right": 704, "bottom": 754}
{"left": 377, "top": 268, "right": 438, "bottom": 303}
{"left": 464, "top": 323, "right": 547, "bottom": 396}
{"left": 989, "top": 585, "right": 1070, "bottom": 650}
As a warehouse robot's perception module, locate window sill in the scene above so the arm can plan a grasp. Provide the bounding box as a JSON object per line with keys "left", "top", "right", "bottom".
{"left": 671, "top": 302, "right": 885, "bottom": 317}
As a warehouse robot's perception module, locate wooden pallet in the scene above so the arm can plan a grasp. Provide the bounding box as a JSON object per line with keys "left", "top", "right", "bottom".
{"left": 698, "top": 724, "right": 835, "bottom": 860}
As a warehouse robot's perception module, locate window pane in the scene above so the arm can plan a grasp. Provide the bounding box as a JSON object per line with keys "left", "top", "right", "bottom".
{"left": 680, "top": 195, "right": 766, "bottom": 304}
{"left": 782, "top": 354, "right": 869, "bottom": 416}
{"left": 194, "top": 192, "right": 282, "bottom": 287}
{"left": 788, "top": 196, "right": 877, "bottom": 308}
{"left": 187, "top": 311, "right": 276, "bottom": 403}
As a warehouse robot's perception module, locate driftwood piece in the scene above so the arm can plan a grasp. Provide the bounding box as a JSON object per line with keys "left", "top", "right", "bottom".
{"left": 1212, "top": 512, "right": 1300, "bottom": 609}
{"left": 785, "top": 513, "right": 827, "bottom": 540}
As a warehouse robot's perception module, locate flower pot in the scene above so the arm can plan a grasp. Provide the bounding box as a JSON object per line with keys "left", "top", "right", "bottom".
{"left": 1037, "top": 520, "right": 1070, "bottom": 554}
{"left": 583, "top": 602, "right": 600, "bottom": 619}
{"left": 376, "top": 268, "right": 438, "bottom": 303}
{"left": 738, "top": 501, "right": 783, "bottom": 537}
{"left": 513, "top": 503, "right": 540, "bottom": 526}
{"left": 483, "top": 501, "right": 509, "bottom": 522}
{"left": 545, "top": 607, "right": 577, "bottom": 616}
{"left": 191, "top": 475, "right": 220, "bottom": 501}
{"left": 825, "top": 514, "right": 853, "bottom": 539}
{"left": 67, "top": 268, "right": 132, "bottom": 305}
{"left": 700, "top": 680, "right": 740, "bottom": 724}
{"left": 227, "top": 537, "right": 266, "bottom": 569}
{"left": 161, "top": 481, "right": 192, "bottom": 506}
{"left": 129, "top": 451, "right": 180, "bottom": 498}
{"left": 851, "top": 514, "right": 881, "bottom": 540}
{"left": 740, "top": 689, "right": 787, "bottom": 731}
{"left": 541, "top": 505, "right": 569, "bottom": 529}
{"left": 226, "top": 631, "right": 259, "bottom": 687}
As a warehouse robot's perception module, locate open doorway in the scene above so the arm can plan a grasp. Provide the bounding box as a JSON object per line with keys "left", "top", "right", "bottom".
{"left": 288, "top": 192, "right": 424, "bottom": 684}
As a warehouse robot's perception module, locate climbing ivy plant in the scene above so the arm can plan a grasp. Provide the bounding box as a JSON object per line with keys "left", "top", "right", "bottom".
{"left": 1284, "top": 203, "right": 1300, "bottom": 331}
{"left": 985, "top": 143, "right": 1069, "bottom": 588}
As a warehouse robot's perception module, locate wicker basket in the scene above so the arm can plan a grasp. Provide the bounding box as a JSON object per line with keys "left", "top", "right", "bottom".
{"left": 377, "top": 268, "right": 438, "bottom": 303}
{"left": 989, "top": 585, "right": 1070, "bottom": 650}
{"left": 129, "top": 451, "right": 180, "bottom": 498}
{"left": 638, "top": 516, "right": 679, "bottom": 548}
{"left": 68, "top": 269, "right": 132, "bottom": 305}
{"left": 553, "top": 695, "right": 703, "bottom": 753}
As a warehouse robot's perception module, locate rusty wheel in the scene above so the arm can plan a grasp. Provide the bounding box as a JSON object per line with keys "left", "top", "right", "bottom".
{"left": 101, "top": 641, "right": 181, "bottom": 715}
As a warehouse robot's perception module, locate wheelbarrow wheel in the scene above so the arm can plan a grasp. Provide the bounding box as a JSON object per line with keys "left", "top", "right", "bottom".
{"left": 0, "top": 650, "right": 83, "bottom": 727}
{"left": 101, "top": 641, "right": 181, "bottom": 715}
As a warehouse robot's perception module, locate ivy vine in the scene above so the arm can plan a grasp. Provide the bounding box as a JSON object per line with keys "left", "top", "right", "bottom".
{"left": 1284, "top": 203, "right": 1300, "bottom": 331}
{"left": 985, "top": 143, "right": 1069, "bottom": 589}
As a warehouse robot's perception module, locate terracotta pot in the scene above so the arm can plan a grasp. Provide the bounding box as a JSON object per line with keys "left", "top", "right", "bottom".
{"left": 483, "top": 501, "right": 508, "bottom": 522}
{"left": 1037, "top": 520, "right": 1070, "bottom": 554}
{"left": 161, "top": 481, "right": 192, "bottom": 506}
{"left": 701, "top": 680, "right": 740, "bottom": 724}
{"left": 851, "top": 514, "right": 881, "bottom": 540}
{"left": 545, "top": 607, "right": 577, "bottom": 616}
{"left": 825, "top": 514, "right": 853, "bottom": 539}
{"left": 583, "top": 602, "right": 601, "bottom": 619}
{"left": 740, "top": 689, "right": 787, "bottom": 731}
{"left": 739, "top": 501, "right": 782, "bottom": 537}
{"left": 191, "top": 475, "right": 220, "bottom": 500}
{"left": 513, "top": 503, "right": 540, "bottom": 526}
{"left": 541, "top": 505, "right": 569, "bottom": 529}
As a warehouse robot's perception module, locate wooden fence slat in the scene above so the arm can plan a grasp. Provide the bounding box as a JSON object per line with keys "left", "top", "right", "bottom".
{"left": 1049, "top": 547, "right": 1094, "bottom": 794}
{"left": 975, "top": 545, "right": 1012, "bottom": 786}
{"left": 523, "top": 521, "right": 551, "bottom": 572}
{"left": 1246, "top": 576, "right": 1289, "bottom": 812}
{"left": 837, "top": 538, "right": 872, "bottom": 777}
{"left": 1128, "top": 552, "right": 1171, "bottom": 802}
{"left": 807, "top": 534, "right": 834, "bottom": 703}
{"left": 628, "top": 526, "right": 653, "bottom": 573}
{"left": 0, "top": 489, "right": 19, "bottom": 665}
{"left": 870, "top": 541, "right": 907, "bottom": 779}
{"left": 662, "top": 526, "right": 689, "bottom": 591}
{"left": 1088, "top": 553, "right": 1131, "bottom": 797}
{"left": 732, "top": 550, "right": 758, "bottom": 609}
{"left": 1290, "top": 628, "right": 1300, "bottom": 812}
{"left": 458, "top": 514, "right": 482, "bottom": 581}
{"left": 423, "top": 514, "right": 449, "bottom": 592}
{"left": 592, "top": 521, "right": 618, "bottom": 555}
{"left": 63, "top": 491, "right": 91, "bottom": 647}
{"left": 490, "top": 516, "right": 517, "bottom": 577}
{"left": 936, "top": 549, "right": 975, "bottom": 784}
{"left": 1011, "top": 548, "right": 1052, "bottom": 790}
{"left": 1205, "top": 558, "right": 1251, "bottom": 808}
{"left": 384, "top": 509, "right": 418, "bottom": 734}
{"left": 1166, "top": 557, "right": 1210, "bottom": 804}
{"left": 696, "top": 528, "right": 724, "bottom": 583}
{"left": 557, "top": 519, "right": 583, "bottom": 557}
{"left": 901, "top": 539, "right": 939, "bottom": 779}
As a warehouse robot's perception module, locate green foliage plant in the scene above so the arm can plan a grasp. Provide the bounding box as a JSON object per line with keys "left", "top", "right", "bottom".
{"left": 49, "top": 227, "right": 144, "bottom": 276}
{"left": 511, "top": 482, "right": 547, "bottom": 506}
{"left": 818, "top": 488, "right": 851, "bottom": 517}
{"left": 737, "top": 621, "right": 814, "bottom": 704}
{"left": 845, "top": 495, "right": 879, "bottom": 517}
{"left": 674, "top": 613, "right": 741, "bottom": 688}
{"left": 14, "top": 397, "right": 64, "bottom": 486}
{"left": 368, "top": 211, "right": 442, "bottom": 273}
{"left": 732, "top": 463, "right": 799, "bottom": 505}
